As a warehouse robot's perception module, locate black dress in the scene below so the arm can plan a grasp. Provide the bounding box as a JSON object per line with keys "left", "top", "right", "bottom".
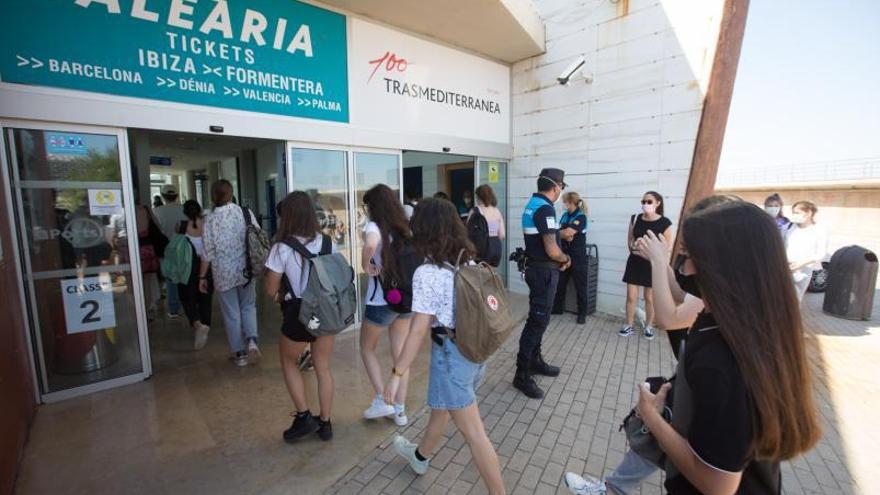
{"left": 622, "top": 214, "right": 672, "bottom": 287}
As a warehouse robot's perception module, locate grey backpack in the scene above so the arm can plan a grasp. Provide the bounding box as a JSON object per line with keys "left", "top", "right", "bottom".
{"left": 283, "top": 237, "right": 356, "bottom": 336}
{"left": 241, "top": 205, "right": 271, "bottom": 281}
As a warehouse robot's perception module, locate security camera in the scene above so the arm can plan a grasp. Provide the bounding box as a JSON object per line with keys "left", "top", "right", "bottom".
{"left": 557, "top": 56, "right": 586, "bottom": 85}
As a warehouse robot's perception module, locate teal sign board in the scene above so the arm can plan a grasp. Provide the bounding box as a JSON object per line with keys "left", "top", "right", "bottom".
{"left": 0, "top": 0, "right": 348, "bottom": 122}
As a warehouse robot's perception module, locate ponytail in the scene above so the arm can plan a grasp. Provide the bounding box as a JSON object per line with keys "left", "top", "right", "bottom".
{"left": 562, "top": 191, "right": 588, "bottom": 215}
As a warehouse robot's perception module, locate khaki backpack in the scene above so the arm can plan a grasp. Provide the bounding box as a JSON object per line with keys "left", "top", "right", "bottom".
{"left": 451, "top": 251, "right": 515, "bottom": 363}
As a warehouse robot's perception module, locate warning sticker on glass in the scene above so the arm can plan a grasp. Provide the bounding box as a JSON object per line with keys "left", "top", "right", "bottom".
{"left": 88, "top": 189, "right": 123, "bottom": 216}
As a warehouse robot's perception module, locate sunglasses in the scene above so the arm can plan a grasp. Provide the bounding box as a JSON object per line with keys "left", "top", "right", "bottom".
{"left": 641, "top": 200, "right": 655, "bottom": 205}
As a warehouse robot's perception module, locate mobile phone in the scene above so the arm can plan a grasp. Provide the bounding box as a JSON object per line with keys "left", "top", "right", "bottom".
{"left": 645, "top": 376, "right": 666, "bottom": 394}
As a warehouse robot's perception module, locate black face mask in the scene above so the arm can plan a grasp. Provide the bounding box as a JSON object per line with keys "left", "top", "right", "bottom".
{"left": 675, "top": 269, "right": 702, "bottom": 298}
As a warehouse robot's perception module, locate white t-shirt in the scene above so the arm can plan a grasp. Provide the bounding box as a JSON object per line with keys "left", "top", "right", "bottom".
{"left": 786, "top": 224, "right": 828, "bottom": 271}
{"left": 363, "top": 221, "right": 387, "bottom": 306}
{"left": 265, "top": 234, "right": 336, "bottom": 299}
{"left": 153, "top": 203, "right": 186, "bottom": 239}
{"left": 411, "top": 263, "right": 456, "bottom": 329}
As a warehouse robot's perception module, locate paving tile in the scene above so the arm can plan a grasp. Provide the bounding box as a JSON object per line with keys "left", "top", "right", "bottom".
{"left": 326, "top": 293, "right": 875, "bottom": 495}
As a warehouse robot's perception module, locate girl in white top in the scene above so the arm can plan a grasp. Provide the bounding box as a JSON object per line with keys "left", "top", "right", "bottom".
{"left": 265, "top": 191, "right": 337, "bottom": 443}
{"left": 383, "top": 198, "right": 505, "bottom": 495}
{"left": 786, "top": 201, "right": 828, "bottom": 302}
{"left": 360, "top": 184, "right": 414, "bottom": 426}
{"left": 470, "top": 184, "right": 506, "bottom": 267}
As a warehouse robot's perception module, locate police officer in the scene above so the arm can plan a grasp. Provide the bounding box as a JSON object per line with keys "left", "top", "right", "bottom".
{"left": 553, "top": 191, "right": 589, "bottom": 324}
{"left": 514, "top": 168, "right": 570, "bottom": 399}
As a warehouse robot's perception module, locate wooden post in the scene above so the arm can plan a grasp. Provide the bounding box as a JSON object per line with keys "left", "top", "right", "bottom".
{"left": 677, "top": 0, "right": 751, "bottom": 224}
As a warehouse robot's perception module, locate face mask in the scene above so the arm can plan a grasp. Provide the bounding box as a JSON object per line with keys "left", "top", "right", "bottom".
{"left": 641, "top": 203, "right": 656, "bottom": 215}
{"left": 790, "top": 213, "right": 806, "bottom": 224}
{"left": 765, "top": 206, "right": 781, "bottom": 217}
{"left": 675, "top": 269, "right": 702, "bottom": 298}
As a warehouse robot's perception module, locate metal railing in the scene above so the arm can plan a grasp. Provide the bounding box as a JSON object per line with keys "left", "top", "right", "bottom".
{"left": 716, "top": 157, "right": 880, "bottom": 187}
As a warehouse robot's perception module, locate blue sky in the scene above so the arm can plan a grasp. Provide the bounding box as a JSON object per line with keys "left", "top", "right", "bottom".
{"left": 718, "top": 0, "right": 880, "bottom": 171}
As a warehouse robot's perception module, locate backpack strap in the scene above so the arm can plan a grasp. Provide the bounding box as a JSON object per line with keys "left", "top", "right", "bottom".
{"left": 319, "top": 234, "right": 332, "bottom": 256}
{"left": 282, "top": 236, "right": 315, "bottom": 260}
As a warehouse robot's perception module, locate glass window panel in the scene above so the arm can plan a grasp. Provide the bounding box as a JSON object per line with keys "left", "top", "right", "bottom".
{"left": 479, "top": 160, "right": 509, "bottom": 284}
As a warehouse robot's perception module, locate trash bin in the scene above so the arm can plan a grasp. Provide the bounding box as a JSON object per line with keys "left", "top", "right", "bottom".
{"left": 564, "top": 244, "right": 599, "bottom": 316}
{"left": 822, "top": 245, "right": 878, "bottom": 320}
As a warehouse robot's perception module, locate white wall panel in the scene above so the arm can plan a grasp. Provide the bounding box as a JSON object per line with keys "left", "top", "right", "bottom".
{"left": 509, "top": 0, "right": 724, "bottom": 315}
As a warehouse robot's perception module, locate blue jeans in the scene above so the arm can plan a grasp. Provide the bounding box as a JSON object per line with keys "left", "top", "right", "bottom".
{"left": 216, "top": 283, "right": 258, "bottom": 354}
{"left": 166, "top": 280, "right": 181, "bottom": 315}
{"left": 427, "top": 336, "right": 486, "bottom": 410}
{"left": 605, "top": 449, "right": 658, "bottom": 495}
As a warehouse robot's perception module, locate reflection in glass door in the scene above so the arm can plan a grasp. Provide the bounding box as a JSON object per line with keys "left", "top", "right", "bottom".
{"left": 4, "top": 124, "right": 150, "bottom": 400}
{"left": 288, "top": 148, "right": 351, "bottom": 264}
{"left": 477, "top": 159, "right": 509, "bottom": 284}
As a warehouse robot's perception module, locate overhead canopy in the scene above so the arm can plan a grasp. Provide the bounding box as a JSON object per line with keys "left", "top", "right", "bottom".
{"left": 320, "top": 0, "right": 545, "bottom": 63}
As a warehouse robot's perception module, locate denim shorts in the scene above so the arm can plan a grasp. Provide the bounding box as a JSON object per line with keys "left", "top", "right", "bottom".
{"left": 363, "top": 304, "right": 411, "bottom": 327}
{"left": 427, "top": 335, "right": 486, "bottom": 410}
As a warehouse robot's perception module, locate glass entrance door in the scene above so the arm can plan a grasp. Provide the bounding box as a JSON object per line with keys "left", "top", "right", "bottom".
{"left": 287, "top": 145, "right": 401, "bottom": 322}
{"left": 476, "top": 158, "right": 510, "bottom": 284}
{"left": 3, "top": 123, "right": 150, "bottom": 401}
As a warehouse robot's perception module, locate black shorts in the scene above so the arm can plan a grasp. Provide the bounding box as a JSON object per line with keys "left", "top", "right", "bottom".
{"left": 281, "top": 297, "right": 316, "bottom": 343}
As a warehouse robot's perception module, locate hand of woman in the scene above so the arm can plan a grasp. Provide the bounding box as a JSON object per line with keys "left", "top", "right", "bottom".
{"left": 636, "top": 381, "right": 672, "bottom": 421}
{"left": 198, "top": 279, "right": 208, "bottom": 294}
{"left": 383, "top": 375, "right": 401, "bottom": 405}
{"left": 633, "top": 230, "right": 670, "bottom": 266}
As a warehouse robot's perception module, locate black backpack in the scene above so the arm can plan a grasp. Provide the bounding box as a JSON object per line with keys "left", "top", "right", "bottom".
{"left": 373, "top": 239, "right": 423, "bottom": 314}
{"left": 466, "top": 207, "right": 491, "bottom": 262}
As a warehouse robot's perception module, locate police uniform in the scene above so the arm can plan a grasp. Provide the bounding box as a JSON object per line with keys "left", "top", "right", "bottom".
{"left": 553, "top": 208, "right": 589, "bottom": 322}
{"left": 514, "top": 168, "right": 566, "bottom": 399}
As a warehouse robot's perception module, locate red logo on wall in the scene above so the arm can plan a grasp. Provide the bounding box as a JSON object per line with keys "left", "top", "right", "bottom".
{"left": 368, "top": 51, "right": 408, "bottom": 82}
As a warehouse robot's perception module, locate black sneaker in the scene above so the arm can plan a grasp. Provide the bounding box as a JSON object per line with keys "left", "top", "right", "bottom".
{"left": 576, "top": 315, "right": 586, "bottom": 324}
{"left": 531, "top": 353, "right": 560, "bottom": 377}
{"left": 283, "top": 411, "right": 319, "bottom": 443}
{"left": 513, "top": 369, "right": 544, "bottom": 399}
{"left": 316, "top": 419, "right": 333, "bottom": 441}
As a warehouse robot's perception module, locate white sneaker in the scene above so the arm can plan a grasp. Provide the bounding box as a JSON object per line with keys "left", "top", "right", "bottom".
{"left": 234, "top": 352, "right": 248, "bottom": 367}
{"left": 393, "top": 435, "right": 428, "bottom": 475}
{"left": 392, "top": 404, "right": 408, "bottom": 426}
{"left": 644, "top": 326, "right": 656, "bottom": 340}
{"left": 564, "top": 472, "right": 606, "bottom": 495}
{"left": 247, "top": 339, "right": 261, "bottom": 364}
{"left": 193, "top": 324, "right": 210, "bottom": 350}
{"left": 363, "top": 396, "right": 395, "bottom": 419}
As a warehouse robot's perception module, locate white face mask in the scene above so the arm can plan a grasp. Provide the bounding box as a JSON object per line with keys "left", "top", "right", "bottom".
{"left": 765, "top": 206, "right": 781, "bottom": 217}
{"left": 641, "top": 203, "right": 657, "bottom": 215}
{"left": 790, "top": 212, "right": 806, "bottom": 224}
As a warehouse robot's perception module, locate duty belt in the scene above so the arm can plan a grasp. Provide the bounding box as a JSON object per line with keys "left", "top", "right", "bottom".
{"left": 528, "top": 260, "right": 561, "bottom": 270}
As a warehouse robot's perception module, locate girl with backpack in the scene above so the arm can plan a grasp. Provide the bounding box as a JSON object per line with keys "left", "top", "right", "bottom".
{"left": 383, "top": 198, "right": 506, "bottom": 495}
{"left": 176, "top": 200, "right": 212, "bottom": 350}
{"left": 360, "top": 184, "right": 414, "bottom": 426}
{"left": 564, "top": 199, "right": 820, "bottom": 495}
{"left": 467, "top": 184, "right": 506, "bottom": 267}
{"left": 264, "top": 191, "right": 337, "bottom": 443}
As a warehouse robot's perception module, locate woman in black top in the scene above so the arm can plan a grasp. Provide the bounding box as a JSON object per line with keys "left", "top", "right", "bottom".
{"left": 621, "top": 191, "right": 672, "bottom": 339}
{"left": 635, "top": 199, "right": 820, "bottom": 494}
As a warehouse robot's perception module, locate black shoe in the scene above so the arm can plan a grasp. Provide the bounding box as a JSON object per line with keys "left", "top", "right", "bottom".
{"left": 316, "top": 419, "right": 333, "bottom": 441}
{"left": 551, "top": 308, "right": 564, "bottom": 315}
{"left": 283, "top": 411, "right": 319, "bottom": 443}
{"left": 531, "top": 353, "right": 560, "bottom": 377}
{"left": 576, "top": 315, "right": 586, "bottom": 324}
{"left": 513, "top": 368, "right": 544, "bottom": 399}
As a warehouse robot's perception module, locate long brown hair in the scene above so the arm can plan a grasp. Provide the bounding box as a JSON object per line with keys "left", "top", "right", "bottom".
{"left": 411, "top": 198, "right": 475, "bottom": 265}
{"left": 682, "top": 198, "right": 820, "bottom": 460}
{"left": 475, "top": 184, "right": 497, "bottom": 207}
{"left": 363, "top": 184, "right": 411, "bottom": 281}
{"left": 212, "top": 180, "right": 234, "bottom": 207}
{"left": 275, "top": 191, "right": 320, "bottom": 243}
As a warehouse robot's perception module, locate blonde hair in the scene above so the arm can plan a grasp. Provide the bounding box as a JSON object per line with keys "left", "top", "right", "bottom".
{"left": 562, "top": 191, "right": 587, "bottom": 214}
